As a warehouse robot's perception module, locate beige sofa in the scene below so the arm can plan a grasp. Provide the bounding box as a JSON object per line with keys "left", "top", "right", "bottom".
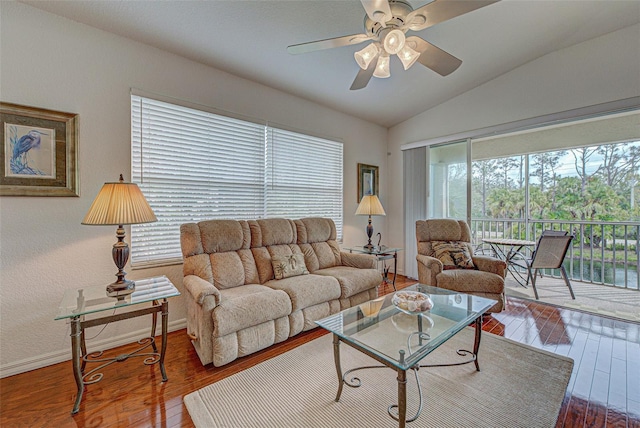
{"left": 180, "top": 217, "right": 381, "bottom": 366}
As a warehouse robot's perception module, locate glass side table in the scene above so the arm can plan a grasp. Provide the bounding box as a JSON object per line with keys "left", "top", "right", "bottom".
{"left": 55, "top": 275, "right": 180, "bottom": 414}
{"left": 344, "top": 246, "right": 403, "bottom": 291}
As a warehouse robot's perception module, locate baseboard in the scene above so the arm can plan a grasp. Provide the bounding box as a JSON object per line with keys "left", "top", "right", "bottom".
{"left": 0, "top": 318, "right": 187, "bottom": 379}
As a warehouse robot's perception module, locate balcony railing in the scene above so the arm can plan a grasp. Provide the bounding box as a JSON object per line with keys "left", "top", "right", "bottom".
{"left": 470, "top": 218, "right": 640, "bottom": 291}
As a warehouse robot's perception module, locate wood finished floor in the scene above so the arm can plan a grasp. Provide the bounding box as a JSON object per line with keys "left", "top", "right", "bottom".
{"left": 1, "top": 276, "right": 639, "bottom": 428}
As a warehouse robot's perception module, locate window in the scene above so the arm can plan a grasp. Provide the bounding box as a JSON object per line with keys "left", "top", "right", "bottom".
{"left": 131, "top": 95, "right": 343, "bottom": 268}
{"left": 266, "top": 127, "right": 343, "bottom": 230}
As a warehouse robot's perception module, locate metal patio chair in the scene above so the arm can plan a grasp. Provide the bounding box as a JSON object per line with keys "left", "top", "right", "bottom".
{"left": 512, "top": 234, "right": 575, "bottom": 300}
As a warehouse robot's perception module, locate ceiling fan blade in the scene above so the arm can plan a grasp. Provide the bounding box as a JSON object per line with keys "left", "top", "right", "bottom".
{"left": 406, "top": 0, "right": 500, "bottom": 32}
{"left": 287, "top": 33, "right": 372, "bottom": 54}
{"left": 407, "top": 36, "right": 462, "bottom": 76}
{"left": 360, "top": 0, "right": 392, "bottom": 25}
{"left": 350, "top": 53, "right": 379, "bottom": 90}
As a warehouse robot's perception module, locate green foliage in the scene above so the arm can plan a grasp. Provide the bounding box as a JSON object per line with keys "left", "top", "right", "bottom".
{"left": 472, "top": 142, "right": 640, "bottom": 222}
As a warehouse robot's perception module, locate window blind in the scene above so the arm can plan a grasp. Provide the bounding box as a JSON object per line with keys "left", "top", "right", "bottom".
{"left": 130, "top": 95, "right": 343, "bottom": 268}
{"left": 266, "top": 127, "right": 343, "bottom": 239}
{"left": 131, "top": 96, "right": 266, "bottom": 267}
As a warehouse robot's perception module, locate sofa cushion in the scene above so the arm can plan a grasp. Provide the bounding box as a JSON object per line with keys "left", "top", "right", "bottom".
{"left": 432, "top": 241, "right": 475, "bottom": 270}
{"left": 213, "top": 285, "right": 292, "bottom": 337}
{"left": 272, "top": 254, "right": 309, "bottom": 279}
{"left": 200, "top": 220, "right": 250, "bottom": 253}
{"left": 296, "top": 217, "right": 336, "bottom": 243}
{"left": 265, "top": 274, "right": 341, "bottom": 311}
{"left": 295, "top": 218, "right": 341, "bottom": 270}
{"left": 314, "top": 266, "right": 382, "bottom": 298}
{"left": 210, "top": 252, "right": 246, "bottom": 289}
{"left": 252, "top": 218, "right": 297, "bottom": 247}
{"left": 313, "top": 241, "right": 341, "bottom": 269}
{"left": 435, "top": 269, "right": 504, "bottom": 294}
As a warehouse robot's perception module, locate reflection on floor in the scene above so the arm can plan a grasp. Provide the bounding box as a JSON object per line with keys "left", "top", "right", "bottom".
{"left": 504, "top": 275, "right": 640, "bottom": 323}
{"left": 484, "top": 296, "right": 640, "bottom": 428}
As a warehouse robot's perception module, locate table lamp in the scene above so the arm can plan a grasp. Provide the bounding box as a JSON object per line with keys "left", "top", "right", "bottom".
{"left": 82, "top": 174, "right": 157, "bottom": 297}
{"left": 355, "top": 194, "right": 386, "bottom": 250}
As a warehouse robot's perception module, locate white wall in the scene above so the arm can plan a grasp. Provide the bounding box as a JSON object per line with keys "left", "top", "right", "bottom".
{"left": 0, "top": 2, "right": 388, "bottom": 377}
{"left": 386, "top": 24, "right": 640, "bottom": 277}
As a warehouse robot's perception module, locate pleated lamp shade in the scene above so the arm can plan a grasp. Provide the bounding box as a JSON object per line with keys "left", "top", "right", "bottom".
{"left": 355, "top": 195, "right": 386, "bottom": 216}
{"left": 82, "top": 175, "right": 156, "bottom": 226}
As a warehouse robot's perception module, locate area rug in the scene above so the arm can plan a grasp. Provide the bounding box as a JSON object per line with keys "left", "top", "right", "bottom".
{"left": 504, "top": 276, "right": 640, "bottom": 323}
{"left": 184, "top": 329, "right": 573, "bottom": 428}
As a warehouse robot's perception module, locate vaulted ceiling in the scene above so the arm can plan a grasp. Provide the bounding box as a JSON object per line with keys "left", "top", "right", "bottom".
{"left": 20, "top": 0, "right": 640, "bottom": 127}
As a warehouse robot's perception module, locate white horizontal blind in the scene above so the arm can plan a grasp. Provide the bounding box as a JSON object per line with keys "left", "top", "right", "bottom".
{"left": 131, "top": 95, "right": 266, "bottom": 267}
{"left": 130, "top": 95, "right": 344, "bottom": 267}
{"left": 266, "top": 127, "right": 344, "bottom": 240}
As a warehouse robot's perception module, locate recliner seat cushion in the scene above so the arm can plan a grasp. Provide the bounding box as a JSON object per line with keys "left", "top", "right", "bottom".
{"left": 265, "top": 274, "right": 341, "bottom": 311}
{"left": 213, "top": 286, "right": 292, "bottom": 337}
{"left": 435, "top": 270, "right": 504, "bottom": 294}
{"left": 314, "top": 266, "right": 382, "bottom": 298}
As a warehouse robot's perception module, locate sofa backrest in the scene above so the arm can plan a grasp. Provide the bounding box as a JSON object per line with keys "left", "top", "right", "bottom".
{"left": 180, "top": 217, "right": 339, "bottom": 287}
{"left": 181, "top": 219, "right": 259, "bottom": 289}
{"left": 248, "top": 218, "right": 301, "bottom": 284}
{"left": 416, "top": 219, "right": 473, "bottom": 257}
{"left": 295, "top": 217, "right": 341, "bottom": 271}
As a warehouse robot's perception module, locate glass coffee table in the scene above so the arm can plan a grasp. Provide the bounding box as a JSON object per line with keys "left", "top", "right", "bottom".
{"left": 316, "top": 284, "right": 496, "bottom": 428}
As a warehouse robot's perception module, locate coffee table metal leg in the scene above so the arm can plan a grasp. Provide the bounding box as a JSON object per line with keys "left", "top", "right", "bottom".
{"left": 397, "top": 369, "right": 407, "bottom": 428}
{"left": 473, "top": 317, "right": 482, "bottom": 371}
{"left": 332, "top": 334, "right": 344, "bottom": 402}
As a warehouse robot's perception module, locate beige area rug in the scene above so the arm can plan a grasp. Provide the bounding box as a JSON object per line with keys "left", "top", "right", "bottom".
{"left": 504, "top": 276, "right": 640, "bottom": 323}
{"left": 184, "top": 329, "right": 573, "bottom": 428}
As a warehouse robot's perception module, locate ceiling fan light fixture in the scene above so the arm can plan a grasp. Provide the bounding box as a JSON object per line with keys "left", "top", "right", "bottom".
{"left": 373, "top": 55, "right": 390, "bottom": 78}
{"left": 383, "top": 29, "right": 405, "bottom": 55}
{"left": 354, "top": 43, "right": 379, "bottom": 70}
{"left": 398, "top": 45, "right": 420, "bottom": 70}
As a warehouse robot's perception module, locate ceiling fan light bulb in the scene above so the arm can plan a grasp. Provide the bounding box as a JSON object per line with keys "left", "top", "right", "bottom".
{"left": 398, "top": 45, "right": 420, "bottom": 70}
{"left": 354, "top": 43, "right": 379, "bottom": 70}
{"left": 373, "top": 55, "right": 390, "bottom": 78}
{"left": 383, "top": 29, "right": 405, "bottom": 55}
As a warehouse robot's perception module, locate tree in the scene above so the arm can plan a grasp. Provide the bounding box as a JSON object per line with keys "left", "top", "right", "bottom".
{"left": 472, "top": 159, "right": 499, "bottom": 217}
{"left": 572, "top": 147, "right": 600, "bottom": 219}
{"left": 494, "top": 156, "right": 520, "bottom": 189}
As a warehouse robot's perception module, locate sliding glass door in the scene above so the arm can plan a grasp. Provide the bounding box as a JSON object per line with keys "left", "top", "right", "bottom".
{"left": 403, "top": 140, "right": 470, "bottom": 279}
{"left": 427, "top": 140, "right": 470, "bottom": 221}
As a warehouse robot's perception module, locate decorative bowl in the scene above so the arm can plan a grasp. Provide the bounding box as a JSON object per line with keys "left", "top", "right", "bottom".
{"left": 391, "top": 312, "right": 434, "bottom": 333}
{"left": 391, "top": 290, "right": 433, "bottom": 315}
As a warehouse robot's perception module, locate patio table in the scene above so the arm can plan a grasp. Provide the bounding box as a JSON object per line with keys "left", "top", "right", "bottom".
{"left": 481, "top": 238, "right": 536, "bottom": 287}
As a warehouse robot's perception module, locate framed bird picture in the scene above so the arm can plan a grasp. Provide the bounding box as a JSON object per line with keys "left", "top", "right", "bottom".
{"left": 1, "top": 102, "right": 78, "bottom": 196}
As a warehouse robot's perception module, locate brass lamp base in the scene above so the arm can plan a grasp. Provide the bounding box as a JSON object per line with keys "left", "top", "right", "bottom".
{"left": 106, "top": 279, "right": 135, "bottom": 298}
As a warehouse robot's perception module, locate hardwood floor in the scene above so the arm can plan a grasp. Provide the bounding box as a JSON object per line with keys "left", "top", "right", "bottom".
{"left": 1, "top": 276, "right": 639, "bottom": 427}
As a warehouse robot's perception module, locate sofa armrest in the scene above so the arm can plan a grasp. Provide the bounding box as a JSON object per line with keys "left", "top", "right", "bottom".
{"left": 340, "top": 252, "right": 377, "bottom": 269}
{"left": 183, "top": 275, "right": 222, "bottom": 306}
{"left": 416, "top": 254, "right": 442, "bottom": 286}
{"left": 472, "top": 255, "right": 507, "bottom": 278}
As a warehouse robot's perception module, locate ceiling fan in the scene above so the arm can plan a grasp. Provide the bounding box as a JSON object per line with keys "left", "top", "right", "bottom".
{"left": 287, "top": 0, "right": 499, "bottom": 90}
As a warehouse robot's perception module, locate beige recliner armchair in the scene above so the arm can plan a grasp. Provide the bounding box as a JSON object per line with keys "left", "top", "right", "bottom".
{"left": 416, "top": 219, "right": 506, "bottom": 313}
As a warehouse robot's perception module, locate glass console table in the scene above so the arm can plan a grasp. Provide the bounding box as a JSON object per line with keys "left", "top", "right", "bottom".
{"left": 55, "top": 275, "right": 180, "bottom": 414}
{"left": 344, "top": 246, "right": 403, "bottom": 290}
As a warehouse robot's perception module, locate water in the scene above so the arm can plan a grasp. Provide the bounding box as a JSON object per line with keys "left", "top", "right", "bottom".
{"left": 560, "top": 258, "right": 639, "bottom": 289}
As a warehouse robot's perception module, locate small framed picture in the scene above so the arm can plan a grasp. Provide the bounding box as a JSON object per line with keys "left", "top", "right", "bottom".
{"left": 1, "top": 102, "right": 78, "bottom": 196}
{"left": 357, "top": 163, "right": 379, "bottom": 202}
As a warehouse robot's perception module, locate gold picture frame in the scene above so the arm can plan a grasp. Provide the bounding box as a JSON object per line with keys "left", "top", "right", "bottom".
{"left": 1, "top": 102, "right": 79, "bottom": 196}
{"left": 357, "top": 163, "right": 379, "bottom": 202}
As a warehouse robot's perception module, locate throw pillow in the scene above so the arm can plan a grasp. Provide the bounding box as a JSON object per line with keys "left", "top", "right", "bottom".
{"left": 431, "top": 241, "right": 475, "bottom": 270}
{"left": 271, "top": 254, "right": 309, "bottom": 280}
